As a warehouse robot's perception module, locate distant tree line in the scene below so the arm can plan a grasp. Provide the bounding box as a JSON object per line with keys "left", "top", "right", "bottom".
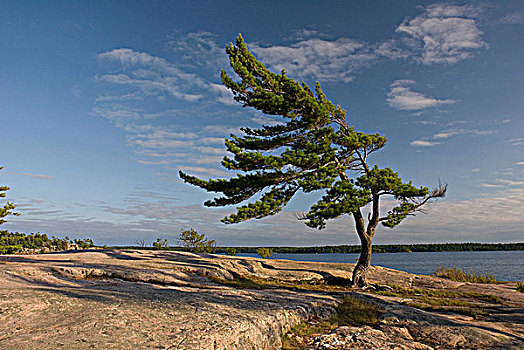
{"left": 115, "top": 242, "right": 523, "bottom": 254}
{"left": 210, "top": 242, "right": 524, "bottom": 254}
{"left": 0, "top": 230, "right": 94, "bottom": 254}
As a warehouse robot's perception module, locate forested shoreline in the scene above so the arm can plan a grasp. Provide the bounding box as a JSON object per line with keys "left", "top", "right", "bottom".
{"left": 213, "top": 242, "right": 524, "bottom": 254}
{"left": 118, "top": 242, "right": 524, "bottom": 254}
{"left": 0, "top": 230, "right": 94, "bottom": 254}
{"left": 2, "top": 230, "right": 522, "bottom": 255}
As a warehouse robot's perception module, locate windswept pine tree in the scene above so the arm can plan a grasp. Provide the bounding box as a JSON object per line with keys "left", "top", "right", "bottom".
{"left": 180, "top": 35, "right": 446, "bottom": 287}
{"left": 0, "top": 166, "right": 20, "bottom": 226}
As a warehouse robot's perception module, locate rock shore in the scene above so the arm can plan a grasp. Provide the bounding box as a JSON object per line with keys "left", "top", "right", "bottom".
{"left": 0, "top": 250, "right": 522, "bottom": 349}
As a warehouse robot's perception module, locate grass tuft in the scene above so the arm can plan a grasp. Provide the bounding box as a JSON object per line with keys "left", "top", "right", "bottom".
{"left": 282, "top": 296, "right": 382, "bottom": 350}
{"left": 207, "top": 276, "right": 270, "bottom": 290}
{"left": 516, "top": 282, "right": 524, "bottom": 293}
{"left": 333, "top": 296, "right": 382, "bottom": 327}
{"left": 406, "top": 302, "right": 487, "bottom": 319}
{"left": 432, "top": 265, "right": 498, "bottom": 284}
{"left": 374, "top": 283, "right": 500, "bottom": 303}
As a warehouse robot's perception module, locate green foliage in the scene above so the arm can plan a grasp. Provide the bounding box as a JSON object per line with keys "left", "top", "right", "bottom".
{"left": 0, "top": 244, "right": 22, "bottom": 254}
{"left": 515, "top": 282, "right": 524, "bottom": 293}
{"left": 432, "top": 265, "right": 498, "bottom": 284}
{"left": 0, "top": 230, "right": 94, "bottom": 254}
{"left": 152, "top": 238, "right": 168, "bottom": 250}
{"left": 74, "top": 238, "right": 94, "bottom": 249}
{"left": 179, "top": 228, "right": 216, "bottom": 253}
{"left": 256, "top": 247, "right": 273, "bottom": 258}
{"left": 225, "top": 247, "right": 237, "bottom": 256}
{"left": 0, "top": 167, "right": 20, "bottom": 226}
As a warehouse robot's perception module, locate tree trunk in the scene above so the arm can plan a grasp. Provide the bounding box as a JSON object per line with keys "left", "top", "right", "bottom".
{"left": 352, "top": 231, "right": 373, "bottom": 287}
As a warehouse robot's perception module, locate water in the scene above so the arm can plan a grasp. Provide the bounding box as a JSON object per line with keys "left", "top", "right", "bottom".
{"left": 237, "top": 251, "right": 524, "bottom": 281}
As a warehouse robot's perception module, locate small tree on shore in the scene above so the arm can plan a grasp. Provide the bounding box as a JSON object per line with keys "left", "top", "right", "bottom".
{"left": 152, "top": 238, "right": 168, "bottom": 250}
{"left": 179, "top": 228, "right": 216, "bottom": 253}
{"left": 179, "top": 35, "right": 446, "bottom": 287}
{"left": 257, "top": 247, "right": 273, "bottom": 259}
{"left": 0, "top": 167, "right": 20, "bottom": 226}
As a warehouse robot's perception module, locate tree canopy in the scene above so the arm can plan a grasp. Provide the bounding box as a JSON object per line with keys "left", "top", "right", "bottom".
{"left": 0, "top": 166, "right": 20, "bottom": 226}
{"left": 180, "top": 34, "right": 446, "bottom": 286}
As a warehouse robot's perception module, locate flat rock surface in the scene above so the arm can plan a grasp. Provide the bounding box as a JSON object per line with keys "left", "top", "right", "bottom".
{"left": 0, "top": 250, "right": 522, "bottom": 349}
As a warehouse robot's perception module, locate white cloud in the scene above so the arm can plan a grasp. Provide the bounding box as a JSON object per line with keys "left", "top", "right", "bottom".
{"left": 508, "top": 137, "right": 524, "bottom": 146}
{"left": 196, "top": 146, "right": 225, "bottom": 154}
{"left": 128, "top": 128, "right": 196, "bottom": 150}
{"left": 287, "top": 28, "right": 330, "bottom": 41}
{"left": 396, "top": 3, "right": 487, "bottom": 64}
{"left": 500, "top": 12, "right": 524, "bottom": 24}
{"left": 91, "top": 105, "right": 144, "bottom": 123}
{"left": 96, "top": 72, "right": 203, "bottom": 102}
{"left": 387, "top": 80, "right": 456, "bottom": 110}
{"left": 243, "top": 3, "right": 487, "bottom": 85}
{"left": 95, "top": 93, "right": 143, "bottom": 102}
{"left": 479, "top": 183, "right": 504, "bottom": 188}
{"left": 515, "top": 162, "right": 524, "bottom": 166}
{"left": 137, "top": 159, "right": 174, "bottom": 165}
{"left": 167, "top": 31, "right": 227, "bottom": 70}
{"left": 97, "top": 48, "right": 231, "bottom": 105}
{"left": 497, "top": 179, "right": 524, "bottom": 187}
{"left": 200, "top": 137, "right": 226, "bottom": 145}
{"left": 251, "top": 38, "right": 375, "bottom": 83}
{"left": 432, "top": 128, "right": 493, "bottom": 139}
{"left": 409, "top": 140, "right": 440, "bottom": 147}
{"left": 4, "top": 171, "right": 54, "bottom": 180}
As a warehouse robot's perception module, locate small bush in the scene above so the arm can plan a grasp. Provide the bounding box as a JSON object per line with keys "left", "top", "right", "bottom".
{"left": 225, "top": 247, "right": 237, "bottom": 256}
{"left": 152, "top": 238, "right": 168, "bottom": 250}
{"left": 0, "top": 244, "right": 22, "bottom": 254}
{"left": 179, "top": 228, "right": 216, "bottom": 253}
{"left": 432, "top": 265, "right": 498, "bottom": 284}
{"left": 256, "top": 247, "right": 273, "bottom": 258}
{"left": 516, "top": 282, "right": 524, "bottom": 293}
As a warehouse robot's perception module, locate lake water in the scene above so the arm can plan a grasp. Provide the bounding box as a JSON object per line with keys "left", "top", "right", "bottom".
{"left": 237, "top": 251, "right": 524, "bottom": 281}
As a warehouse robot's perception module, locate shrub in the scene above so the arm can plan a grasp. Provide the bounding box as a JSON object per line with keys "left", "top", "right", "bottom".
{"left": 179, "top": 228, "right": 216, "bottom": 253}
{"left": 516, "top": 282, "right": 524, "bottom": 293}
{"left": 256, "top": 247, "right": 273, "bottom": 258}
{"left": 152, "top": 238, "right": 168, "bottom": 250}
{"left": 225, "top": 247, "right": 237, "bottom": 256}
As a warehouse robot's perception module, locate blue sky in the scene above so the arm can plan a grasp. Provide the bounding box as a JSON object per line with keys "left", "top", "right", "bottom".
{"left": 1, "top": 1, "right": 523, "bottom": 246}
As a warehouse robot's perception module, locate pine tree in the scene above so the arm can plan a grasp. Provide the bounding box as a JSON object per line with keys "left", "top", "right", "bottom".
{"left": 0, "top": 166, "right": 20, "bottom": 226}
{"left": 180, "top": 35, "right": 446, "bottom": 287}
